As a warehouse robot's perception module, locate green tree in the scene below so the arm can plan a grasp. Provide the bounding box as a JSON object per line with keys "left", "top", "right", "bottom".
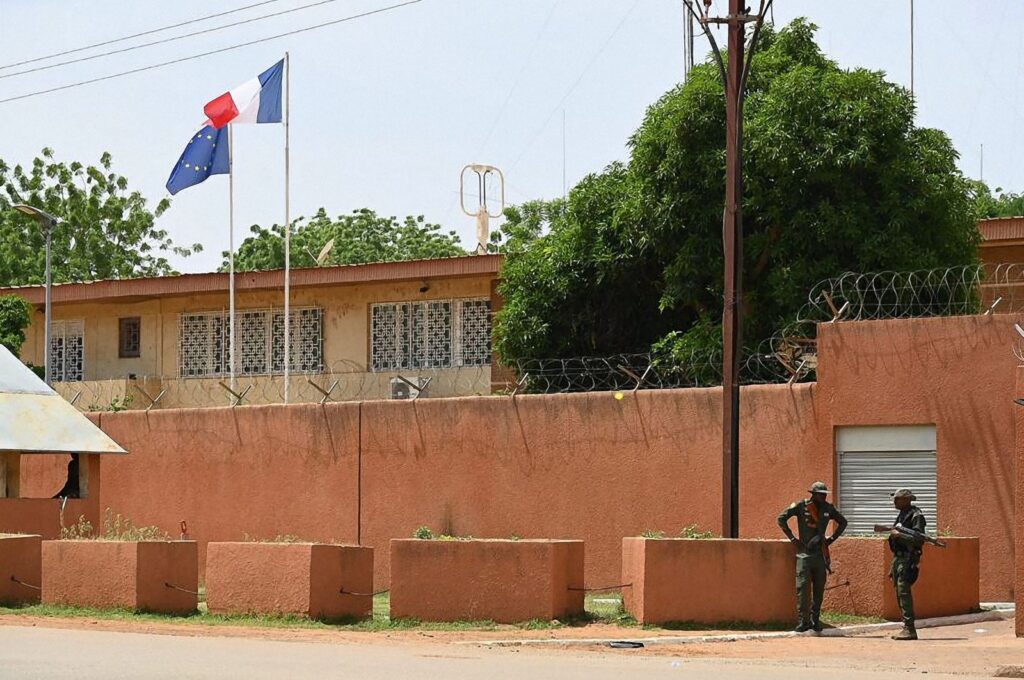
{"left": 0, "top": 149, "right": 200, "bottom": 286}
{"left": 493, "top": 19, "right": 980, "bottom": 367}
{"left": 223, "top": 208, "right": 465, "bottom": 271}
{"left": 974, "top": 181, "right": 1024, "bottom": 218}
{"left": 0, "top": 294, "right": 32, "bottom": 356}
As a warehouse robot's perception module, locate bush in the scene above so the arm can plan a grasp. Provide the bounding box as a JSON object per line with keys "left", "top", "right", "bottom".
{"left": 60, "top": 509, "right": 169, "bottom": 541}
{"left": 679, "top": 524, "right": 715, "bottom": 539}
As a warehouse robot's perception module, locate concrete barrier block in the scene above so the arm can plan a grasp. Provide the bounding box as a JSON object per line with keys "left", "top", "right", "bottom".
{"left": 622, "top": 538, "right": 794, "bottom": 625}
{"left": 42, "top": 540, "right": 197, "bottom": 614}
{"left": 205, "top": 542, "right": 373, "bottom": 620}
{"left": 825, "top": 537, "right": 979, "bottom": 620}
{"left": 0, "top": 534, "right": 42, "bottom": 605}
{"left": 390, "top": 539, "right": 584, "bottom": 623}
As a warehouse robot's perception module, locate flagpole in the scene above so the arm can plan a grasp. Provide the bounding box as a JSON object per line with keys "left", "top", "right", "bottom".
{"left": 228, "top": 123, "right": 237, "bottom": 394}
{"left": 283, "top": 51, "right": 291, "bottom": 404}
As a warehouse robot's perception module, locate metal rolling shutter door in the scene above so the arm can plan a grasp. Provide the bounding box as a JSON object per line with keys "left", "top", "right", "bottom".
{"left": 836, "top": 426, "right": 937, "bottom": 536}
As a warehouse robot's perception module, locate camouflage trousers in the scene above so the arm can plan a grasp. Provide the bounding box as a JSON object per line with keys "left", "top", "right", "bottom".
{"left": 892, "top": 555, "right": 917, "bottom": 627}
{"left": 795, "top": 553, "right": 828, "bottom": 624}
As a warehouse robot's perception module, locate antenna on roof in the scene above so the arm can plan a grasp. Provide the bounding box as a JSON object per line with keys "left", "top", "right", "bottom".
{"left": 460, "top": 164, "right": 505, "bottom": 255}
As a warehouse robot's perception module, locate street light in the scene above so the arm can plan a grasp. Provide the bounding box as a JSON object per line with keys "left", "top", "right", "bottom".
{"left": 11, "top": 204, "right": 59, "bottom": 386}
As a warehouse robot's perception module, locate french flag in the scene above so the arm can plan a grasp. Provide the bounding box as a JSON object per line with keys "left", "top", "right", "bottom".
{"left": 203, "top": 59, "right": 284, "bottom": 129}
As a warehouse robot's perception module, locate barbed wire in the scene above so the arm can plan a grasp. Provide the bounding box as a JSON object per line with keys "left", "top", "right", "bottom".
{"left": 513, "top": 263, "right": 1024, "bottom": 393}
{"left": 801, "top": 263, "right": 1024, "bottom": 323}
{"left": 51, "top": 264, "right": 1024, "bottom": 405}
{"left": 53, "top": 362, "right": 492, "bottom": 412}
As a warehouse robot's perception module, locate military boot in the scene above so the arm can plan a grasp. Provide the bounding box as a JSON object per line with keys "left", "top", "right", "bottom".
{"left": 891, "top": 625, "right": 917, "bottom": 640}
{"left": 793, "top": 620, "right": 811, "bottom": 633}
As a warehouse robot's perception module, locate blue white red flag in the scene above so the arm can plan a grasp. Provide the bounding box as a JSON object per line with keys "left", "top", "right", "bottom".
{"left": 203, "top": 59, "right": 284, "bottom": 129}
{"left": 165, "top": 124, "right": 229, "bottom": 195}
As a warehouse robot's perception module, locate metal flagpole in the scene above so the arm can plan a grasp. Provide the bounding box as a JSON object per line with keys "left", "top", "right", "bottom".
{"left": 283, "top": 51, "right": 291, "bottom": 403}
{"left": 228, "top": 123, "right": 237, "bottom": 394}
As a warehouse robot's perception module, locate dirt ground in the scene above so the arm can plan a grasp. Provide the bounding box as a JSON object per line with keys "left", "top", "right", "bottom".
{"left": 625, "top": 619, "right": 1024, "bottom": 677}
{"left": 0, "top": 613, "right": 1020, "bottom": 677}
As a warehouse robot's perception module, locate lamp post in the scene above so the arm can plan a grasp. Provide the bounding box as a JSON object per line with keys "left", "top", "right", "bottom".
{"left": 11, "top": 204, "right": 59, "bottom": 386}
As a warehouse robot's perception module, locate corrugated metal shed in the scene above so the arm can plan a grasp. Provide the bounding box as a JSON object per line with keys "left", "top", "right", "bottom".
{"left": 0, "top": 346, "right": 126, "bottom": 455}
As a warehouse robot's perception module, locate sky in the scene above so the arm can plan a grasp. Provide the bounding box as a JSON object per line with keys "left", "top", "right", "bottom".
{"left": 0, "top": 0, "right": 1020, "bottom": 274}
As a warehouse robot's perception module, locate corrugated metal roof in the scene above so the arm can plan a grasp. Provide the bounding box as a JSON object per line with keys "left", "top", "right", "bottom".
{"left": 0, "top": 254, "right": 504, "bottom": 305}
{"left": 978, "top": 217, "right": 1024, "bottom": 242}
{"left": 0, "top": 346, "right": 126, "bottom": 455}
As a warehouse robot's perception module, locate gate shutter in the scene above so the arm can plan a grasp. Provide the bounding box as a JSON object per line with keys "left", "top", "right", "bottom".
{"left": 836, "top": 426, "right": 937, "bottom": 536}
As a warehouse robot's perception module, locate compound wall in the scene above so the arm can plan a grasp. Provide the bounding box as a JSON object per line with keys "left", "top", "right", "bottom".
{"left": 18, "top": 315, "right": 1019, "bottom": 600}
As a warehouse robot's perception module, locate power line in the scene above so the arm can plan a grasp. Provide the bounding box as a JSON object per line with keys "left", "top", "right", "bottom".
{"left": 0, "top": 0, "right": 349, "bottom": 81}
{"left": 0, "top": 0, "right": 424, "bottom": 106}
{"left": 473, "top": 0, "right": 561, "bottom": 159}
{"left": 0, "top": 0, "right": 288, "bottom": 72}
{"left": 507, "top": 0, "right": 640, "bottom": 174}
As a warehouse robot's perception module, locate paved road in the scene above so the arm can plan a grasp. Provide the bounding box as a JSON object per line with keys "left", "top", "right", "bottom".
{"left": 0, "top": 624, "right": 981, "bottom": 679}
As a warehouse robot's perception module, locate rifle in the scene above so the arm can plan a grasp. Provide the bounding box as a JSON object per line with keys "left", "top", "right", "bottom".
{"left": 873, "top": 523, "right": 946, "bottom": 548}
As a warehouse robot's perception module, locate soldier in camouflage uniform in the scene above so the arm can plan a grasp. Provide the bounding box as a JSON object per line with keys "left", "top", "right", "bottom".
{"left": 777, "top": 481, "right": 848, "bottom": 633}
{"left": 889, "top": 488, "right": 927, "bottom": 641}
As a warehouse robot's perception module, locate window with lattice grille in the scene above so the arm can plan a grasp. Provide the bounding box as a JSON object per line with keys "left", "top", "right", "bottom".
{"left": 177, "top": 307, "right": 323, "bottom": 378}
{"left": 50, "top": 320, "right": 84, "bottom": 382}
{"left": 370, "top": 299, "right": 491, "bottom": 372}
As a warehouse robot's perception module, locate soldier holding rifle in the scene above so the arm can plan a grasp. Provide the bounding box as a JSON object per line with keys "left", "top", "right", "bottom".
{"left": 874, "top": 488, "right": 946, "bottom": 641}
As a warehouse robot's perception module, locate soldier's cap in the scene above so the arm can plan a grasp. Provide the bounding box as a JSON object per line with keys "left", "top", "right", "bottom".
{"left": 891, "top": 488, "right": 916, "bottom": 501}
{"left": 808, "top": 481, "right": 830, "bottom": 495}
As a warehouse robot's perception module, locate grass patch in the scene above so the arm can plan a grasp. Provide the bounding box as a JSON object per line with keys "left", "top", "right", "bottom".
{"left": 0, "top": 593, "right": 499, "bottom": 633}
{"left": 820, "top": 611, "right": 886, "bottom": 626}
{"left": 584, "top": 593, "right": 638, "bottom": 627}
{"left": 0, "top": 592, "right": 880, "bottom": 633}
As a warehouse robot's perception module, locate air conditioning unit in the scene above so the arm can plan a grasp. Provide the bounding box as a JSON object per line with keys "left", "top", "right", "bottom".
{"left": 390, "top": 376, "right": 430, "bottom": 400}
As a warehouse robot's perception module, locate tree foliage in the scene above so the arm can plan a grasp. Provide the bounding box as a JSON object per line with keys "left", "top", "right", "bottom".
{"left": 974, "top": 181, "right": 1024, "bottom": 218}
{"left": 0, "top": 149, "right": 200, "bottom": 286}
{"left": 0, "top": 294, "right": 32, "bottom": 356}
{"left": 493, "top": 19, "right": 981, "bottom": 365}
{"left": 223, "top": 208, "right": 466, "bottom": 271}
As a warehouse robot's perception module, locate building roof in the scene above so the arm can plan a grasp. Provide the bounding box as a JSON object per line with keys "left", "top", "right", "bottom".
{"left": 0, "top": 346, "right": 126, "bottom": 455}
{"left": 977, "top": 217, "right": 1024, "bottom": 244}
{"left": 0, "top": 254, "right": 503, "bottom": 305}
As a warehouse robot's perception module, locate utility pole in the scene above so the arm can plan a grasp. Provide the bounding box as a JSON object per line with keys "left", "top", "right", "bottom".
{"left": 682, "top": 3, "right": 695, "bottom": 80}
{"left": 684, "top": 0, "right": 773, "bottom": 539}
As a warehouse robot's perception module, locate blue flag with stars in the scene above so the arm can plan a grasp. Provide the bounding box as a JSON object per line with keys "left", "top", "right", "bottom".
{"left": 166, "top": 124, "right": 229, "bottom": 195}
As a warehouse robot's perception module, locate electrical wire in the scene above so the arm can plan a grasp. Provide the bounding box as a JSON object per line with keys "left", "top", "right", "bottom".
{"left": 507, "top": 0, "right": 640, "bottom": 174}
{"left": 473, "top": 0, "right": 561, "bottom": 159}
{"left": 0, "top": 0, "right": 424, "bottom": 106}
{"left": 0, "top": 0, "right": 350, "bottom": 81}
{"left": 0, "top": 0, "right": 288, "bottom": 72}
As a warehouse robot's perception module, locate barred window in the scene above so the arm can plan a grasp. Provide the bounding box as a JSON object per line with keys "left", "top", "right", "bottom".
{"left": 456, "top": 299, "right": 492, "bottom": 366}
{"left": 272, "top": 308, "right": 324, "bottom": 373}
{"left": 370, "top": 299, "right": 491, "bottom": 372}
{"left": 177, "top": 307, "right": 323, "bottom": 378}
{"left": 50, "top": 320, "right": 85, "bottom": 382}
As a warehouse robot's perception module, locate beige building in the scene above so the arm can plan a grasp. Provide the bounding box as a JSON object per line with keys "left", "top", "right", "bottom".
{"left": 1, "top": 255, "right": 504, "bottom": 410}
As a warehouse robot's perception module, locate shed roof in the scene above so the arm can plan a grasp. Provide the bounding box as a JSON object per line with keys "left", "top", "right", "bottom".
{"left": 0, "top": 254, "right": 503, "bottom": 305}
{"left": 0, "top": 346, "right": 126, "bottom": 455}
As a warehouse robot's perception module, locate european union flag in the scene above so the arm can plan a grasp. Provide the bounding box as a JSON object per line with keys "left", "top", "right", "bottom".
{"left": 166, "top": 124, "right": 230, "bottom": 195}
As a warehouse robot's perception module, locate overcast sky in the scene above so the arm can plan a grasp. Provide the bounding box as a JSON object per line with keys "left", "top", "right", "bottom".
{"left": 0, "top": 0, "right": 1019, "bottom": 273}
